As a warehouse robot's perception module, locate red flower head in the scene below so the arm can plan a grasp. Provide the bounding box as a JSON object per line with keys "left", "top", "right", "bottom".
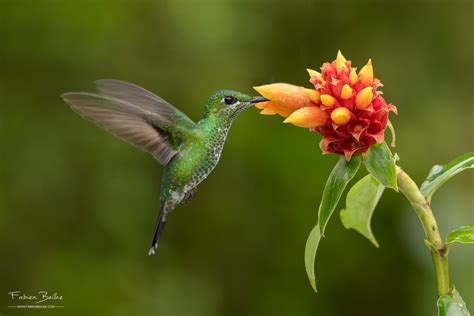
{"left": 254, "top": 51, "right": 397, "bottom": 160}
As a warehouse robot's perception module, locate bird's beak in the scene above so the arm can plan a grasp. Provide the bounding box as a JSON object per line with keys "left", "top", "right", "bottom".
{"left": 250, "top": 96, "right": 268, "bottom": 104}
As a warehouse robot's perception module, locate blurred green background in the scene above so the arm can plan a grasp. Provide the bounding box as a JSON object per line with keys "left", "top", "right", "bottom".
{"left": 1, "top": 0, "right": 473, "bottom": 315}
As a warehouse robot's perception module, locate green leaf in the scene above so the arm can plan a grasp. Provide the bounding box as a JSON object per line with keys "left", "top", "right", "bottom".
{"left": 420, "top": 152, "right": 474, "bottom": 202}
{"left": 340, "top": 175, "right": 384, "bottom": 247}
{"left": 447, "top": 225, "right": 474, "bottom": 245}
{"left": 363, "top": 141, "right": 398, "bottom": 190}
{"left": 307, "top": 156, "right": 361, "bottom": 293}
{"left": 437, "top": 287, "right": 470, "bottom": 316}
{"left": 304, "top": 224, "right": 321, "bottom": 292}
{"left": 387, "top": 120, "right": 396, "bottom": 147}
{"left": 318, "top": 156, "right": 361, "bottom": 235}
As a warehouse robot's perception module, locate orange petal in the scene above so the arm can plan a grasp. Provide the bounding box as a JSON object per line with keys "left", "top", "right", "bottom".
{"left": 306, "top": 68, "right": 321, "bottom": 78}
{"left": 355, "top": 87, "right": 373, "bottom": 109}
{"left": 283, "top": 106, "right": 327, "bottom": 128}
{"left": 254, "top": 101, "right": 272, "bottom": 110}
{"left": 272, "top": 104, "right": 294, "bottom": 117}
{"left": 255, "top": 101, "right": 293, "bottom": 117}
{"left": 340, "top": 84, "right": 353, "bottom": 99}
{"left": 330, "top": 107, "right": 351, "bottom": 125}
{"left": 349, "top": 67, "right": 358, "bottom": 85}
{"left": 254, "top": 83, "right": 313, "bottom": 112}
{"left": 359, "top": 59, "right": 373, "bottom": 86}
{"left": 260, "top": 107, "right": 279, "bottom": 115}
{"left": 303, "top": 88, "right": 320, "bottom": 104}
{"left": 320, "top": 94, "right": 335, "bottom": 107}
{"left": 336, "top": 50, "right": 348, "bottom": 70}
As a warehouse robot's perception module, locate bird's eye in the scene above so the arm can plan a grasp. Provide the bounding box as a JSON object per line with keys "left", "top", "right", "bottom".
{"left": 223, "top": 96, "right": 236, "bottom": 105}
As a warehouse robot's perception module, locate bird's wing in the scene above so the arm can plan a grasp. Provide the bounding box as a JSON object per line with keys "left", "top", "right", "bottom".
{"left": 62, "top": 80, "right": 196, "bottom": 165}
{"left": 94, "top": 79, "right": 196, "bottom": 133}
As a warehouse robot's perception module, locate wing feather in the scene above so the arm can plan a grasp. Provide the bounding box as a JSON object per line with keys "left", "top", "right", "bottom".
{"left": 95, "top": 79, "right": 196, "bottom": 131}
{"left": 62, "top": 92, "right": 178, "bottom": 165}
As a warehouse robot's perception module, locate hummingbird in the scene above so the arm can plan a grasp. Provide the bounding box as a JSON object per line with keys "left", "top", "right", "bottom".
{"left": 62, "top": 79, "right": 267, "bottom": 255}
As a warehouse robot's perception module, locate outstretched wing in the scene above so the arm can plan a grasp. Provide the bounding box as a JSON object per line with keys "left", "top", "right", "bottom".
{"left": 95, "top": 79, "right": 196, "bottom": 133}
{"left": 62, "top": 80, "right": 196, "bottom": 165}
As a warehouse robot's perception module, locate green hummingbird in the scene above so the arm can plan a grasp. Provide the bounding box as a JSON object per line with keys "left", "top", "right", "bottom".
{"left": 62, "top": 79, "right": 267, "bottom": 255}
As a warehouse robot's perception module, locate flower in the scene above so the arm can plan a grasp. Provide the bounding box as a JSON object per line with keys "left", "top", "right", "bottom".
{"left": 254, "top": 51, "right": 397, "bottom": 160}
{"left": 253, "top": 83, "right": 322, "bottom": 118}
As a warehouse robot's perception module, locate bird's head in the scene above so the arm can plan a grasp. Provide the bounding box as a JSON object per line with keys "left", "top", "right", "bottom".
{"left": 202, "top": 90, "right": 267, "bottom": 119}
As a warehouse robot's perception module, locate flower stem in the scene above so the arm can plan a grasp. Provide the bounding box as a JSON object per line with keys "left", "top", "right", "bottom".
{"left": 396, "top": 166, "right": 451, "bottom": 296}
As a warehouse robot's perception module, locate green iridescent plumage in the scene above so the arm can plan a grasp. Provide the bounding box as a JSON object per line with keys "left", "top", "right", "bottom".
{"left": 62, "top": 80, "right": 266, "bottom": 254}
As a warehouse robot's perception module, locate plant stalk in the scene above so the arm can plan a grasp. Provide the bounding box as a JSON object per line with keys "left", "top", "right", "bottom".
{"left": 396, "top": 166, "right": 451, "bottom": 296}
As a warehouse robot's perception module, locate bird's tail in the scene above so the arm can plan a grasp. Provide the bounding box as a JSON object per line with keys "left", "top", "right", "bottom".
{"left": 148, "top": 209, "right": 167, "bottom": 255}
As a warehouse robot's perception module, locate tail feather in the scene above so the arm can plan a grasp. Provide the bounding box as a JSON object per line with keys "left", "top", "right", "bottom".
{"left": 148, "top": 212, "right": 167, "bottom": 255}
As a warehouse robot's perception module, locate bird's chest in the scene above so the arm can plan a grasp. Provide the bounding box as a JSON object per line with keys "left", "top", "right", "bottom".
{"left": 185, "top": 126, "right": 229, "bottom": 188}
{"left": 206, "top": 126, "right": 229, "bottom": 165}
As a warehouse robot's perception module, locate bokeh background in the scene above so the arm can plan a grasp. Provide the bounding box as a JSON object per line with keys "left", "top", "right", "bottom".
{"left": 1, "top": 0, "right": 473, "bottom": 315}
